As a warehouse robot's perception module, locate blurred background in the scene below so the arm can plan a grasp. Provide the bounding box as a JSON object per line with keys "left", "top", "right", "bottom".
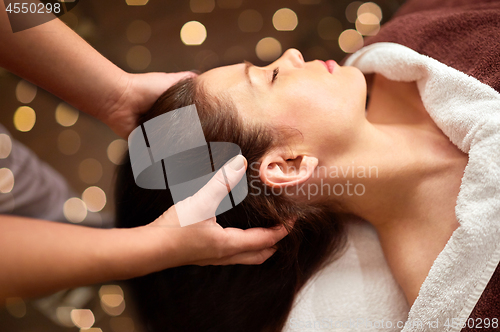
{"left": 0, "top": 0, "right": 405, "bottom": 330}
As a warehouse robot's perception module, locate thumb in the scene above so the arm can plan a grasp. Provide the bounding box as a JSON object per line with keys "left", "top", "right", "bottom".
{"left": 174, "top": 155, "right": 247, "bottom": 226}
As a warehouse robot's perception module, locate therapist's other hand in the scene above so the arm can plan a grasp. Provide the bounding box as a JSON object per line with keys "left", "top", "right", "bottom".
{"left": 146, "top": 155, "right": 291, "bottom": 268}
{"left": 101, "top": 71, "right": 196, "bottom": 138}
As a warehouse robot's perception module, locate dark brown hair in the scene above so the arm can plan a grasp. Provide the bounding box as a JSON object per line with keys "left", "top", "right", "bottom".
{"left": 115, "top": 78, "right": 347, "bottom": 332}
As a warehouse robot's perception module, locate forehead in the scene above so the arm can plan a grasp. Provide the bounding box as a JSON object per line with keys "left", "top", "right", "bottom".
{"left": 198, "top": 63, "right": 247, "bottom": 97}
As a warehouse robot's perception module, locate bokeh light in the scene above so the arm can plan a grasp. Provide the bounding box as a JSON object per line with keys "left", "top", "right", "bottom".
{"left": 273, "top": 8, "right": 298, "bottom": 31}
{"left": 0, "top": 168, "right": 14, "bottom": 193}
{"left": 55, "top": 103, "right": 79, "bottom": 127}
{"left": 126, "top": 45, "right": 151, "bottom": 70}
{"left": 107, "top": 139, "right": 128, "bottom": 165}
{"left": 70, "top": 309, "right": 95, "bottom": 329}
{"left": 217, "top": 0, "right": 242, "bottom": 9}
{"left": 125, "top": 0, "right": 148, "bottom": 5}
{"left": 78, "top": 158, "right": 103, "bottom": 184}
{"left": 82, "top": 186, "right": 107, "bottom": 212}
{"left": 180, "top": 21, "right": 207, "bottom": 45}
{"left": 238, "top": 10, "right": 263, "bottom": 32}
{"left": 190, "top": 0, "right": 215, "bottom": 13}
{"left": 358, "top": 2, "right": 382, "bottom": 21}
{"left": 345, "top": 1, "right": 363, "bottom": 23}
{"left": 13, "top": 106, "right": 36, "bottom": 132}
{"left": 58, "top": 129, "right": 81, "bottom": 155}
{"left": 110, "top": 317, "right": 134, "bottom": 332}
{"left": 56, "top": 306, "right": 76, "bottom": 327}
{"left": 126, "top": 20, "right": 151, "bottom": 44}
{"left": 0, "top": 133, "right": 12, "bottom": 159}
{"left": 15, "top": 80, "right": 37, "bottom": 104}
{"left": 356, "top": 13, "right": 380, "bottom": 36}
{"left": 338, "top": 29, "right": 364, "bottom": 53}
{"left": 255, "top": 37, "right": 282, "bottom": 61}
{"left": 5, "top": 297, "right": 26, "bottom": 318}
{"left": 99, "top": 285, "right": 126, "bottom": 316}
{"left": 317, "top": 17, "right": 342, "bottom": 40}
{"left": 63, "top": 197, "right": 88, "bottom": 223}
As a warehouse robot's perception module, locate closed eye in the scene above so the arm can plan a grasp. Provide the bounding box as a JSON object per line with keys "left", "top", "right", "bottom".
{"left": 272, "top": 67, "right": 279, "bottom": 83}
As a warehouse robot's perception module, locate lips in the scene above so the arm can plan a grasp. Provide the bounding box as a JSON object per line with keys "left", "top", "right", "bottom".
{"left": 319, "top": 60, "right": 337, "bottom": 73}
{"left": 325, "top": 60, "right": 337, "bottom": 73}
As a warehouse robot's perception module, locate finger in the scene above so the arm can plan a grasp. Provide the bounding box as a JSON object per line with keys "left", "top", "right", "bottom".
{"left": 167, "top": 71, "right": 198, "bottom": 82}
{"left": 188, "top": 155, "right": 247, "bottom": 219}
{"left": 220, "top": 225, "right": 290, "bottom": 255}
{"left": 206, "top": 247, "right": 278, "bottom": 266}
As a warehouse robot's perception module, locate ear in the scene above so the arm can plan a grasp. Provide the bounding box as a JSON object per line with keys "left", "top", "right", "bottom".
{"left": 259, "top": 150, "right": 318, "bottom": 188}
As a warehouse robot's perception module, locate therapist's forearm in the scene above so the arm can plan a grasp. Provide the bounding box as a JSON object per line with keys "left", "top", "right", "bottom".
{"left": 0, "top": 215, "right": 161, "bottom": 305}
{"left": 0, "top": 1, "right": 127, "bottom": 120}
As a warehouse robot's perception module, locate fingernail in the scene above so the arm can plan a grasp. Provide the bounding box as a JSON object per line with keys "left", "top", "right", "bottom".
{"left": 228, "top": 155, "right": 245, "bottom": 170}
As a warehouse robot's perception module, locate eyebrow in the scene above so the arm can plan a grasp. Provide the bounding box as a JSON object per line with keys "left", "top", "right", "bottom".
{"left": 244, "top": 60, "right": 253, "bottom": 86}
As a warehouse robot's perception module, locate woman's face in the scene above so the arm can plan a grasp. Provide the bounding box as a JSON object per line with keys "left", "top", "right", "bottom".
{"left": 198, "top": 48, "right": 368, "bottom": 157}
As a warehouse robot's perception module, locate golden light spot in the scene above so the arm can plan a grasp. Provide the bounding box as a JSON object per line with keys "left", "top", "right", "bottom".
{"left": 58, "top": 129, "right": 81, "bottom": 155}
{"left": 216, "top": 0, "right": 242, "bottom": 9}
{"left": 190, "top": 0, "right": 215, "bottom": 13}
{"left": 110, "top": 317, "right": 134, "bottom": 332}
{"left": 82, "top": 186, "right": 106, "bottom": 212}
{"left": 180, "top": 21, "right": 207, "bottom": 46}
{"left": 358, "top": 2, "right": 382, "bottom": 22}
{"left": 99, "top": 285, "right": 126, "bottom": 316}
{"left": 5, "top": 297, "right": 26, "bottom": 318}
{"left": 126, "top": 45, "right": 151, "bottom": 71}
{"left": 0, "top": 133, "right": 12, "bottom": 159}
{"left": 102, "top": 300, "right": 126, "bottom": 316}
{"left": 63, "top": 197, "right": 87, "bottom": 223}
{"left": 345, "top": 1, "right": 363, "bottom": 23}
{"left": 272, "top": 8, "right": 298, "bottom": 31}
{"left": 125, "top": 0, "right": 148, "bottom": 5}
{"left": 56, "top": 306, "right": 76, "bottom": 327}
{"left": 338, "top": 29, "right": 364, "bottom": 53}
{"left": 15, "top": 80, "right": 37, "bottom": 104}
{"left": 297, "top": 0, "right": 321, "bottom": 4}
{"left": 13, "top": 106, "right": 36, "bottom": 132}
{"left": 126, "top": 20, "right": 151, "bottom": 44}
{"left": 355, "top": 13, "right": 380, "bottom": 36}
{"left": 255, "top": 37, "right": 282, "bottom": 62}
{"left": 99, "top": 285, "right": 124, "bottom": 299}
{"left": 107, "top": 139, "right": 128, "bottom": 165}
{"left": 55, "top": 103, "right": 79, "bottom": 127}
{"left": 70, "top": 309, "right": 95, "bottom": 329}
{"left": 238, "top": 10, "right": 263, "bottom": 32}
{"left": 317, "top": 17, "right": 342, "bottom": 40}
{"left": 0, "top": 168, "right": 14, "bottom": 193}
{"left": 78, "top": 158, "right": 103, "bottom": 184}
{"left": 223, "top": 45, "right": 247, "bottom": 63}
{"left": 82, "top": 328, "right": 103, "bottom": 332}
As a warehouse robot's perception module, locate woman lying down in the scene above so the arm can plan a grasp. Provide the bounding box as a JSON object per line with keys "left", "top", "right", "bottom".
{"left": 115, "top": 43, "right": 500, "bottom": 331}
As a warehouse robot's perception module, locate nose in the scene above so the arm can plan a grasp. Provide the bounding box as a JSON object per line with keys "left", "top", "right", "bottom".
{"left": 280, "top": 48, "right": 304, "bottom": 68}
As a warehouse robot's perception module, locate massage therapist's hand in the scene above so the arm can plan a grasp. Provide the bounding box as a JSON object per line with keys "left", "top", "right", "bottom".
{"left": 100, "top": 71, "right": 196, "bottom": 138}
{"left": 140, "top": 155, "right": 291, "bottom": 269}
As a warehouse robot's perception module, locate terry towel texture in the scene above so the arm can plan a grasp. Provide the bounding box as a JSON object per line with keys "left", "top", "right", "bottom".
{"left": 345, "top": 42, "right": 500, "bottom": 332}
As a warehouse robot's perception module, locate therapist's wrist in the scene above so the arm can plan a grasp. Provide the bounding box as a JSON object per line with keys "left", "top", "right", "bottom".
{"left": 102, "top": 225, "right": 172, "bottom": 281}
